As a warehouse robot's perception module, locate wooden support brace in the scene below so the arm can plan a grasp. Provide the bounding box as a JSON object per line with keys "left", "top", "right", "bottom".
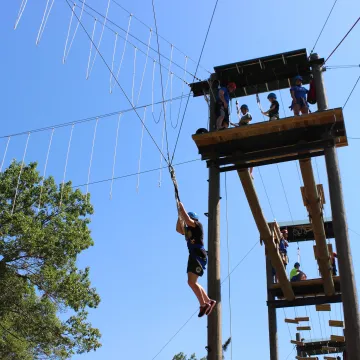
{"left": 331, "top": 335, "right": 345, "bottom": 342}
{"left": 316, "top": 304, "right": 331, "bottom": 311}
{"left": 295, "top": 317, "right": 310, "bottom": 322}
{"left": 297, "top": 326, "right": 311, "bottom": 331}
{"left": 285, "top": 318, "right": 299, "bottom": 324}
{"left": 237, "top": 169, "right": 295, "bottom": 301}
{"left": 329, "top": 320, "right": 344, "bottom": 327}
{"left": 299, "top": 158, "right": 335, "bottom": 296}
{"left": 291, "top": 340, "right": 304, "bottom": 346}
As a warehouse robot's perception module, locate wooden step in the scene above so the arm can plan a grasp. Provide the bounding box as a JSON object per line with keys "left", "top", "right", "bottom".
{"left": 316, "top": 304, "right": 331, "bottom": 311}
{"left": 295, "top": 316, "right": 310, "bottom": 322}
{"left": 285, "top": 318, "right": 299, "bottom": 324}
{"left": 331, "top": 335, "right": 345, "bottom": 342}
{"left": 329, "top": 320, "right": 344, "bottom": 327}
{"left": 322, "top": 346, "right": 338, "bottom": 352}
{"left": 297, "top": 326, "right": 311, "bottom": 331}
{"left": 291, "top": 340, "right": 304, "bottom": 346}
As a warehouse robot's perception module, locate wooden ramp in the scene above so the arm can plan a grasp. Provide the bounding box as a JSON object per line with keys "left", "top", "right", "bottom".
{"left": 191, "top": 108, "right": 347, "bottom": 172}
{"left": 237, "top": 169, "right": 294, "bottom": 300}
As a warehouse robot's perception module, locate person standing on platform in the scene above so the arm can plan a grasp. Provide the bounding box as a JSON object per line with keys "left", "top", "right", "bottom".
{"left": 262, "top": 93, "right": 280, "bottom": 121}
{"left": 290, "top": 75, "right": 309, "bottom": 116}
{"left": 279, "top": 229, "right": 289, "bottom": 268}
{"left": 290, "top": 262, "right": 307, "bottom": 281}
{"left": 176, "top": 202, "right": 216, "bottom": 317}
{"left": 215, "top": 82, "right": 237, "bottom": 131}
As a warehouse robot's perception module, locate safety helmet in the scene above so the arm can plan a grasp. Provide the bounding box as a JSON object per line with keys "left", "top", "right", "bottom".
{"left": 240, "top": 104, "right": 249, "bottom": 110}
{"left": 227, "top": 82, "right": 237, "bottom": 91}
{"left": 188, "top": 212, "right": 199, "bottom": 220}
{"left": 267, "top": 92, "right": 277, "bottom": 99}
{"left": 294, "top": 262, "right": 300, "bottom": 268}
{"left": 294, "top": 75, "right": 303, "bottom": 82}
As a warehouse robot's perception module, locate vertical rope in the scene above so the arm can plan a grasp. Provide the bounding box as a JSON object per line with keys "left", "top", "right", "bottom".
{"left": 174, "top": 56, "right": 188, "bottom": 129}
{"left": 11, "top": 132, "right": 30, "bottom": 215}
{"left": 169, "top": 72, "right": 174, "bottom": 128}
{"left": 158, "top": 119, "right": 166, "bottom": 187}
{"left": 86, "top": 18, "right": 97, "bottom": 80}
{"left": 14, "top": 0, "right": 29, "bottom": 30}
{"left": 38, "top": 128, "right": 55, "bottom": 211}
{"left": 0, "top": 137, "right": 11, "bottom": 172}
{"left": 224, "top": 173, "right": 233, "bottom": 360}
{"left": 135, "top": 29, "right": 152, "bottom": 106}
{"left": 111, "top": 14, "right": 132, "bottom": 93}
{"left": 131, "top": 47, "right": 138, "bottom": 106}
{"left": 35, "top": 0, "right": 55, "bottom": 45}
{"left": 86, "top": 118, "right": 99, "bottom": 195}
{"left": 110, "top": 113, "right": 122, "bottom": 199}
{"left": 63, "top": 2, "right": 76, "bottom": 63}
{"left": 60, "top": 124, "right": 74, "bottom": 206}
{"left": 109, "top": 32, "right": 119, "bottom": 91}
{"left": 88, "top": 0, "right": 111, "bottom": 77}
{"left": 136, "top": 107, "right": 147, "bottom": 192}
{"left": 151, "top": 60, "right": 159, "bottom": 123}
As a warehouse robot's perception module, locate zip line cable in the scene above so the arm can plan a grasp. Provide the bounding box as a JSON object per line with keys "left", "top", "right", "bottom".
{"left": 343, "top": 74, "right": 360, "bottom": 109}
{"left": 150, "top": 239, "right": 259, "bottom": 360}
{"left": 325, "top": 16, "right": 360, "bottom": 64}
{"left": 64, "top": 0, "right": 169, "bottom": 166}
{"left": 111, "top": 0, "right": 212, "bottom": 76}
{"left": 309, "top": 0, "right": 339, "bottom": 56}
{"left": 171, "top": 0, "right": 220, "bottom": 165}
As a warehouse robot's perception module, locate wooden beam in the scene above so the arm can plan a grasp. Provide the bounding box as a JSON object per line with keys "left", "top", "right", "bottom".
{"left": 322, "top": 346, "right": 339, "bottom": 352}
{"left": 296, "top": 357, "right": 318, "bottom": 360}
{"left": 299, "top": 158, "right": 335, "bottom": 296}
{"left": 291, "top": 340, "right": 304, "bottom": 346}
{"left": 297, "top": 326, "right": 311, "bottom": 331}
{"left": 295, "top": 317, "right": 310, "bottom": 322}
{"left": 331, "top": 335, "right": 345, "bottom": 342}
{"left": 324, "top": 357, "right": 337, "bottom": 360}
{"left": 268, "top": 294, "right": 342, "bottom": 308}
{"left": 285, "top": 318, "right": 299, "bottom": 324}
{"left": 329, "top": 320, "right": 344, "bottom": 327}
{"left": 316, "top": 304, "right": 331, "bottom": 311}
{"left": 237, "top": 169, "right": 295, "bottom": 301}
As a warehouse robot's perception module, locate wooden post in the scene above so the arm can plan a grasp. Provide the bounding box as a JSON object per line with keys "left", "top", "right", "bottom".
{"left": 324, "top": 146, "right": 360, "bottom": 359}
{"left": 266, "top": 256, "right": 279, "bottom": 360}
{"left": 207, "top": 74, "right": 222, "bottom": 360}
{"left": 296, "top": 333, "right": 302, "bottom": 357}
{"left": 298, "top": 158, "right": 335, "bottom": 295}
{"left": 312, "top": 53, "right": 360, "bottom": 360}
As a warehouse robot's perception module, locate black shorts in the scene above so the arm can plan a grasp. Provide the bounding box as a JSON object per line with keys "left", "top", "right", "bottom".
{"left": 187, "top": 255, "right": 205, "bottom": 277}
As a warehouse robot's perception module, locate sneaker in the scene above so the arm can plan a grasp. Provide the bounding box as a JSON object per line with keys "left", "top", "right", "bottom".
{"left": 205, "top": 300, "right": 217, "bottom": 316}
{"left": 198, "top": 303, "right": 210, "bottom": 318}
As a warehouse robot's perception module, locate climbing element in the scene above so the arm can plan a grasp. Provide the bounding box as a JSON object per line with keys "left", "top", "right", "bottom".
{"left": 329, "top": 320, "right": 344, "bottom": 327}
{"left": 0, "top": 136, "right": 11, "bottom": 172}
{"left": 316, "top": 304, "right": 331, "bottom": 311}
{"left": 136, "top": 107, "right": 147, "bottom": 192}
{"left": 285, "top": 318, "right": 299, "bottom": 324}
{"left": 60, "top": 125, "right": 74, "bottom": 206}
{"left": 86, "top": 118, "right": 99, "bottom": 196}
{"left": 295, "top": 317, "right": 310, "bottom": 322}
{"left": 86, "top": 18, "right": 98, "bottom": 80}
{"left": 330, "top": 335, "right": 345, "bottom": 342}
{"left": 110, "top": 113, "right": 122, "bottom": 199}
{"left": 255, "top": 93, "right": 264, "bottom": 112}
{"left": 14, "top": 0, "right": 29, "bottom": 30}
{"left": 297, "top": 326, "right": 311, "bottom": 331}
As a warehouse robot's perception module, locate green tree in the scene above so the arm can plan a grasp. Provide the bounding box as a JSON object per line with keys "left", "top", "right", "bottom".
{"left": 172, "top": 337, "right": 231, "bottom": 360}
{"left": 0, "top": 161, "right": 101, "bottom": 359}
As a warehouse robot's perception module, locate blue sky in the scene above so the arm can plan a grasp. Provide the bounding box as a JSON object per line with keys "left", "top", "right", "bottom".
{"left": 2, "top": 0, "right": 360, "bottom": 359}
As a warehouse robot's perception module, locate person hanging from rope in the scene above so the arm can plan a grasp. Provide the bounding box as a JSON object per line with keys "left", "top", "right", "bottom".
{"left": 261, "top": 93, "right": 280, "bottom": 121}
{"left": 215, "top": 82, "right": 237, "bottom": 131}
{"left": 230, "top": 102, "right": 252, "bottom": 127}
{"left": 279, "top": 229, "right": 289, "bottom": 268}
{"left": 176, "top": 202, "right": 216, "bottom": 317}
{"left": 290, "top": 262, "right": 307, "bottom": 281}
{"left": 289, "top": 75, "right": 309, "bottom": 116}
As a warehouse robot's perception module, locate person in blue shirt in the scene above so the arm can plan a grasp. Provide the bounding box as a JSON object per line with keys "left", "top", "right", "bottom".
{"left": 279, "top": 229, "right": 289, "bottom": 268}
{"left": 290, "top": 75, "right": 309, "bottom": 116}
{"left": 176, "top": 202, "right": 216, "bottom": 318}
{"left": 215, "top": 82, "right": 237, "bottom": 130}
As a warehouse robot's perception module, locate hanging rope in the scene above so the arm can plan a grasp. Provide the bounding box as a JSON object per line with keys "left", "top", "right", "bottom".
{"left": 63, "top": 1, "right": 86, "bottom": 63}
{"left": 110, "top": 14, "right": 133, "bottom": 93}
{"left": 151, "top": 60, "right": 160, "bottom": 124}
{"left": 169, "top": 73, "right": 174, "bottom": 128}
{"left": 35, "top": 0, "right": 55, "bottom": 45}
{"left": 14, "top": 0, "right": 29, "bottom": 30}
{"left": 38, "top": 128, "right": 55, "bottom": 211}
{"left": 87, "top": 0, "right": 111, "bottom": 78}
{"left": 136, "top": 107, "right": 147, "bottom": 192}
{"left": 135, "top": 29, "right": 152, "bottom": 106}
{"left": 158, "top": 118, "right": 166, "bottom": 187}
{"left": 60, "top": 124, "right": 74, "bottom": 206}
{"left": 86, "top": 118, "right": 99, "bottom": 196}
{"left": 110, "top": 113, "right": 122, "bottom": 200}
{"left": 131, "top": 47, "right": 138, "bottom": 106}
{"left": 86, "top": 18, "right": 98, "bottom": 80}
{"left": 173, "top": 56, "right": 188, "bottom": 129}
{"left": 109, "top": 32, "right": 119, "bottom": 92}
{"left": 0, "top": 137, "right": 11, "bottom": 172}
{"left": 11, "top": 132, "right": 31, "bottom": 215}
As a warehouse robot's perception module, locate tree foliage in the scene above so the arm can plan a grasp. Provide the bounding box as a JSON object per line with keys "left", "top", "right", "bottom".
{"left": 0, "top": 161, "right": 101, "bottom": 359}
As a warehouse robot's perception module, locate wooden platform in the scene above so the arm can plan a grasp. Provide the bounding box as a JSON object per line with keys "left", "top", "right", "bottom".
{"left": 269, "top": 276, "right": 341, "bottom": 298}
{"left": 192, "top": 108, "right": 347, "bottom": 172}
{"left": 297, "top": 338, "right": 345, "bottom": 356}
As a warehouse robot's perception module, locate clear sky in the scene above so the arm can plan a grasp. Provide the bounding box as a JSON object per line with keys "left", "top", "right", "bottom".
{"left": 2, "top": 0, "right": 360, "bottom": 359}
